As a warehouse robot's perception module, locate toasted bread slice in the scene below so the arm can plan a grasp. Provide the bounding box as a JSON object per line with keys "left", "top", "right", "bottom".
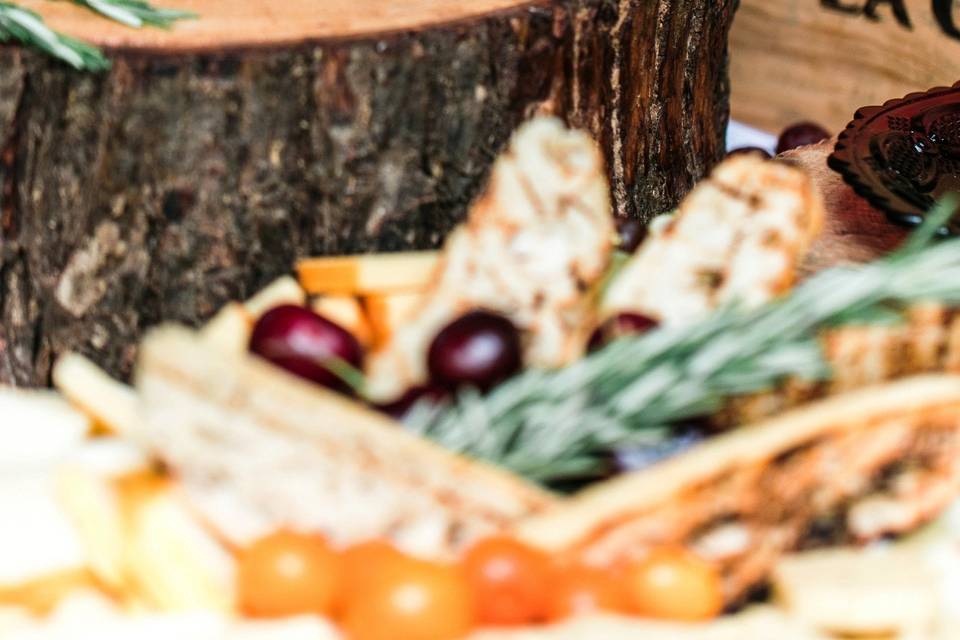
{"left": 135, "top": 326, "right": 555, "bottom": 558}
{"left": 719, "top": 303, "right": 960, "bottom": 428}
{"left": 365, "top": 117, "right": 614, "bottom": 401}
{"left": 602, "top": 156, "right": 824, "bottom": 324}
{"left": 517, "top": 376, "right": 960, "bottom": 605}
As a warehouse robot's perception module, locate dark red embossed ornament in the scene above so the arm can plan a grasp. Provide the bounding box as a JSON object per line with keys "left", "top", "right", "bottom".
{"left": 829, "top": 81, "right": 960, "bottom": 235}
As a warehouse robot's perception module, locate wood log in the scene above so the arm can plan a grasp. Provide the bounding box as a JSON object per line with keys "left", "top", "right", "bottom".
{"left": 730, "top": 0, "right": 960, "bottom": 133}
{"left": 0, "top": 0, "right": 737, "bottom": 386}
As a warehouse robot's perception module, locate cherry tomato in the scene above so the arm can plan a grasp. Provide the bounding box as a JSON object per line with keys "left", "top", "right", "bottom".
{"left": 336, "top": 539, "right": 404, "bottom": 614}
{"left": 545, "top": 563, "right": 627, "bottom": 621}
{"left": 623, "top": 547, "right": 723, "bottom": 621}
{"left": 237, "top": 530, "right": 340, "bottom": 618}
{"left": 462, "top": 536, "right": 552, "bottom": 625}
{"left": 342, "top": 554, "right": 473, "bottom": 640}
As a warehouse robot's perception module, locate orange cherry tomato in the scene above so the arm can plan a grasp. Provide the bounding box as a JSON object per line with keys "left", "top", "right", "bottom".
{"left": 237, "top": 530, "right": 340, "bottom": 618}
{"left": 545, "top": 563, "right": 627, "bottom": 621}
{"left": 623, "top": 546, "right": 723, "bottom": 622}
{"left": 336, "top": 539, "right": 404, "bottom": 614}
{"left": 462, "top": 535, "right": 552, "bottom": 625}
{"left": 342, "top": 554, "right": 474, "bottom": 640}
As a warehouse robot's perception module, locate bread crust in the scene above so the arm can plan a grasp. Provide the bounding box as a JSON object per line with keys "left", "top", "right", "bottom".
{"left": 517, "top": 376, "right": 960, "bottom": 604}
{"left": 135, "top": 327, "right": 555, "bottom": 557}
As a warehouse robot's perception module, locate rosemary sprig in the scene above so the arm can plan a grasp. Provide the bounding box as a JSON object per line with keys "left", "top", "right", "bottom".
{"left": 69, "top": 0, "right": 195, "bottom": 29}
{"left": 0, "top": 0, "right": 194, "bottom": 71}
{"left": 408, "top": 196, "right": 960, "bottom": 484}
{"left": 0, "top": 2, "right": 109, "bottom": 70}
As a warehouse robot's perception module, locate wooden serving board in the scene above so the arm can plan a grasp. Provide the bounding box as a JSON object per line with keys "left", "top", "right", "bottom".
{"left": 730, "top": 0, "right": 960, "bottom": 132}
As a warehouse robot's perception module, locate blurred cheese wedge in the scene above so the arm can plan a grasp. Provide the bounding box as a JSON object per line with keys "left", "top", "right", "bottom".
{"left": 312, "top": 296, "right": 374, "bottom": 347}
{"left": 114, "top": 474, "right": 236, "bottom": 613}
{"left": 55, "top": 469, "right": 128, "bottom": 593}
{"left": 363, "top": 292, "right": 424, "bottom": 346}
{"left": 0, "top": 570, "right": 99, "bottom": 617}
{"left": 0, "top": 477, "right": 88, "bottom": 609}
{"left": 201, "top": 303, "right": 252, "bottom": 355}
{"left": 52, "top": 355, "right": 139, "bottom": 438}
{"left": 297, "top": 252, "right": 438, "bottom": 296}
{"left": 773, "top": 547, "right": 938, "bottom": 636}
{"left": 0, "top": 388, "right": 92, "bottom": 610}
{"left": 201, "top": 277, "right": 307, "bottom": 355}
{"left": 0, "top": 387, "right": 89, "bottom": 469}
{"left": 242, "top": 276, "right": 306, "bottom": 319}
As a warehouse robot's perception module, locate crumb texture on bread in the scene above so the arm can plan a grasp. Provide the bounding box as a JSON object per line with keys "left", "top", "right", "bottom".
{"left": 135, "top": 327, "right": 554, "bottom": 558}
{"left": 365, "top": 117, "right": 614, "bottom": 401}
{"left": 603, "top": 155, "right": 824, "bottom": 324}
{"left": 518, "top": 376, "right": 960, "bottom": 605}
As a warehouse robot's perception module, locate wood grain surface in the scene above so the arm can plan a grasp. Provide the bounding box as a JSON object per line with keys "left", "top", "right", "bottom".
{"left": 0, "top": 0, "right": 737, "bottom": 386}
{"left": 16, "top": 0, "right": 543, "bottom": 48}
{"left": 730, "top": 0, "right": 960, "bottom": 133}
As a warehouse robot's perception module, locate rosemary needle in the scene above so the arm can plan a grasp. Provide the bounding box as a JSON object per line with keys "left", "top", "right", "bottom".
{"left": 408, "top": 197, "right": 960, "bottom": 485}
{"left": 0, "top": 0, "right": 194, "bottom": 70}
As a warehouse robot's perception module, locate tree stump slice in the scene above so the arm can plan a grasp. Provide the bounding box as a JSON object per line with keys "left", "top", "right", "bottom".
{"left": 0, "top": 0, "right": 737, "bottom": 386}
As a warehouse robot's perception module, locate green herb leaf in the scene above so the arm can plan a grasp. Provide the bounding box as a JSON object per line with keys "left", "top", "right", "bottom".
{"left": 0, "top": 2, "right": 109, "bottom": 70}
{"left": 1, "top": 0, "right": 195, "bottom": 71}
{"left": 70, "top": 0, "right": 195, "bottom": 29}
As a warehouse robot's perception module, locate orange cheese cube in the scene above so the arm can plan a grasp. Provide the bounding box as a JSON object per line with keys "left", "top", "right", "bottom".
{"left": 297, "top": 252, "right": 438, "bottom": 296}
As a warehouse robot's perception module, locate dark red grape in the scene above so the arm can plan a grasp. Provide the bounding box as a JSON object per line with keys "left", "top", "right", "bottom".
{"left": 587, "top": 312, "right": 659, "bottom": 352}
{"left": 249, "top": 304, "right": 363, "bottom": 392}
{"left": 374, "top": 385, "right": 449, "bottom": 421}
{"left": 776, "top": 122, "right": 830, "bottom": 154}
{"left": 615, "top": 216, "right": 646, "bottom": 253}
{"left": 726, "top": 146, "right": 772, "bottom": 159}
{"left": 427, "top": 310, "right": 522, "bottom": 392}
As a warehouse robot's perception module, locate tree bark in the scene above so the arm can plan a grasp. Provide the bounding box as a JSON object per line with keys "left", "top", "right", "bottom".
{"left": 0, "top": 0, "right": 737, "bottom": 386}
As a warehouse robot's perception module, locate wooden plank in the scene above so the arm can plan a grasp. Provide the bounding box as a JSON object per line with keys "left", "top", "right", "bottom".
{"left": 730, "top": 0, "right": 960, "bottom": 132}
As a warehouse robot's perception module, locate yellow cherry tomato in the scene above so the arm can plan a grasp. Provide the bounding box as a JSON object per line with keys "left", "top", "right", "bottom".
{"left": 623, "top": 546, "right": 723, "bottom": 621}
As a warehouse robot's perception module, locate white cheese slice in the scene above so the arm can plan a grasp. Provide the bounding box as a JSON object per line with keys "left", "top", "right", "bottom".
{"left": 0, "top": 476, "right": 86, "bottom": 586}
{"left": 0, "top": 388, "right": 89, "bottom": 470}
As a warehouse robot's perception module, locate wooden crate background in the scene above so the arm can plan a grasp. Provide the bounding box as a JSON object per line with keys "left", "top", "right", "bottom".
{"left": 730, "top": 0, "right": 960, "bottom": 133}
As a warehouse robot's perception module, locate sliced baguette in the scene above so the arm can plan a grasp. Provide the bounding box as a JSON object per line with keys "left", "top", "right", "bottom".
{"left": 135, "top": 326, "right": 555, "bottom": 558}
{"left": 517, "top": 376, "right": 960, "bottom": 605}
{"left": 602, "top": 155, "right": 824, "bottom": 324}
{"left": 364, "top": 117, "right": 614, "bottom": 401}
